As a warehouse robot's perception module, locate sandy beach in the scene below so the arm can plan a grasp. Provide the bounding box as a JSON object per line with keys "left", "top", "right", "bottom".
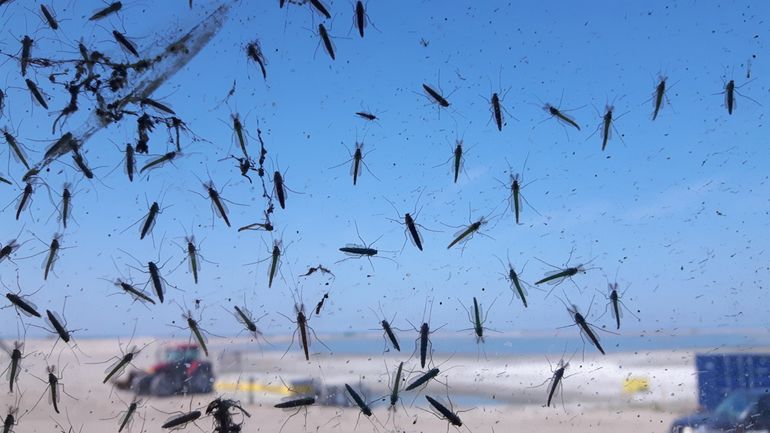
{"left": 0, "top": 336, "right": 697, "bottom": 433}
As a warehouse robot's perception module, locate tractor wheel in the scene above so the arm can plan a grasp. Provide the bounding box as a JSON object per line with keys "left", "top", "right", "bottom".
{"left": 149, "top": 372, "right": 181, "bottom": 397}
{"left": 187, "top": 363, "right": 214, "bottom": 394}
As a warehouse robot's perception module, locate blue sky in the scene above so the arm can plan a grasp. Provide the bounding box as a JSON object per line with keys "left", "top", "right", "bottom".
{"left": 0, "top": 0, "right": 769, "bottom": 345}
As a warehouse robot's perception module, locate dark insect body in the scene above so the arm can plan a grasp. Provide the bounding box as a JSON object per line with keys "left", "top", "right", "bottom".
{"left": 118, "top": 281, "right": 156, "bottom": 305}
{"left": 118, "top": 400, "right": 138, "bottom": 433}
{"left": 725, "top": 80, "right": 735, "bottom": 115}
{"left": 355, "top": 111, "right": 376, "bottom": 121}
{"left": 21, "top": 36, "right": 32, "bottom": 77}
{"left": 569, "top": 305, "right": 605, "bottom": 355}
{"left": 546, "top": 104, "right": 580, "bottom": 130}
{"left": 274, "top": 397, "right": 315, "bottom": 409}
{"left": 491, "top": 92, "right": 503, "bottom": 131}
{"left": 446, "top": 218, "right": 485, "bottom": 250}
{"left": 345, "top": 384, "right": 372, "bottom": 417}
{"left": 425, "top": 396, "right": 462, "bottom": 427}
{"left": 161, "top": 411, "right": 201, "bottom": 429}
{"left": 318, "top": 24, "right": 335, "bottom": 60}
{"left": 652, "top": 77, "right": 666, "bottom": 120}
{"left": 381, "top": 319, "right": 400, "bottom": 351}
{"left": 140, "top": 202, "right": 159, "bottom": 240}
{"left": 15, "top": 182, "right": 33, "bottom": 220}
{"left": 355, "top": 1, "right": 367, "bottom": 38}
{"left": 125, "top": 144, "right": 135, "bottom": 182}
{"left": 148, "top": 261, "right": 165, "bottom": 303}
{"left": 405, "top": 367, "right": 439, "bottom": 391}
{"left": 72, "top": 152, "right": 94, "bottom": 179}
{"left": 423, "top": 84, "right": 449, "bottom": 107}
{"left": 140, "top": 151, "right": 177, "bottom": 173}
{"left": 206, "top": 183, "right": 231, "bottom": 227}
{"left": 113, "top": 31, "right": 139, "bottom": 57}
{"left": 89, "top": 2, "right": 122, "bottom": 20}
{"left": 46, "top": 310, "right": 71, "bottom": 343}
{"left": 43, "top": 235, "right": 61, "bottom": 280}
{"left": 5, "top": 293, "right": 41, "bottom": 317}
{"left": 7, "top": 342, "right": 22, "bottom": 392}
{"left": 546, "top": 360, "right": 568, "bottom": 407}
{"left": 273, "top": 171, "right": 286, "bottom": 209}
{"left": 40, "top": 5, "right": 58, "bottom": 30}
{"left": 25, "top": 79, "right": 48, "bottom": 109}
{"left": 309, "top": 0, "right": 331, "bottom": 18}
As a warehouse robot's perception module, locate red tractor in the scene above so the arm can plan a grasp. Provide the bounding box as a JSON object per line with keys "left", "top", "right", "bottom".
{"left": 114, "top": 343, "right": 214, "bottom": 397}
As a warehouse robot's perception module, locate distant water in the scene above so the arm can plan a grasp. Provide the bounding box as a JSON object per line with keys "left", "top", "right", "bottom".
{"left": 227, "top": 330, "right": 770, "bottom": 357}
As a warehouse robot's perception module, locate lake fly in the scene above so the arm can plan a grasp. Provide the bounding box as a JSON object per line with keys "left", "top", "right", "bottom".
{"left": 355, "top": 111, "right": 377, "bottom": 121}
{"left": 599, "top": 281, "right": 640, "bottom": 330}
{"left": 40, "top": 5, "right": 58, "bottom": 30}
{"left": 20, "top": 36, "right": 32, "bottom": 77}
{"left": 89, "top": 2, "right": 122, "bottom": 20}
{"left": 140, "top": 151, "right": 178, "bottom": 173}
{"left": 345, "top": 383, "right": 373, "bottom": 418}
{"left": 384, "top": 192, "right": 428, "bottom": 252}
{"left": 446, "top": 216, "right": 488, "bottom": 250}
{"left": 42, "top": 233, "right": 63, "bottom": 280}
{"left": 16, "top": 179, "right": 34, "bottom": 221}
{"left": 318, "top": 24, "right": 335, "bottom": 60}
{"left": 246, "top": 40, "right": 267, "bottom": 80}
{"left": 139, "top": 97, "right": 175, "bottom": 115}
{"left": 58, "top": 183, "right": 72, "bottom": 229}
{"left": 534, "top": 251, "right": 594, "bottom": 296}
{"left": 425, "top": 395, "right": 463, "bottom": 428}
{"left": 71, "top": 150, "right": 94, "bottom": 180}
{"left": 252, "top": 239, "right": 282, "bottom": 288}
{"left": 112, "top": 279, "right": 156, "bottom": 305}
{"left": 113, "top": 31, "right": 139, "bottom": 57}
{"left": 354, "top": 1, "right": 368, "bottom": 38}
{"left": 25, "top": 79, "right": 48, "bottom": 109}
{"left": 200, "top": 180, "right": 232, "bottom": 228}
{"left": 544, "top": 102, "right": 580, "bottom": 131}
{"left": 369, "top": 304, "right": 400, "bottom": 352}
{"left": 330, "top": 140, "right": 379, "bottom": 186}
{"left": 281, "top": 295, "right": 330, "bottom": 361}
{"left": 338, "top": 223, "right": 391, "bottom": 270}
{"left": 3, "top": 127, "right": 31, "bottom": 170}
{"left": 543, "top": 358, "right": 569, "bottom": 408}
{"left": 180, "top": 308, "right": 210, "bottom": 357}
{"left": 231, "top": 114, "right": 249, "bottom": 158}
{"left": 422, "top": 83, "right": 450, "bottom": 108}
{"left": 3, "top": 341, "right": 23, "bottom": 393}
{"left": 561, "top": 300, "right": 606, "bottom": 356}
{"left": 496, "top": 254, "right": 529, "bottom": 308}
{"left": 233, "top": 304, "right": 267, "bottom": 342}
{"left": 720, "top": 79, "right": 760, "bottom": 115}
{"left": 139, "top": 202, "right": 160, "bottom": 240}
{"left": 271, "top": 169, "right": 288, "bottom": 209}
{"left": 117, "top": 397, "right": 141, "bottom": 433}
{"left": 4, "top": 291, "right": 41, "bottom": 318}
{"left": 102, "top": 341, "right": 152, "bottom": 384}
{"left": 309, "top": 0, "right": 331, "bottom": 18}
{"left": 651, "top": 76, "right": 667, "bottom": 120}
{"left": 161, "top": 411, "right": 201, "bottom": 429}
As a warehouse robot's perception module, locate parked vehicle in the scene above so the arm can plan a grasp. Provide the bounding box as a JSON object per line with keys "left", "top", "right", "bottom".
{"left": 113, "top": 343, "right": 214, "bottom": 396}
{"left": 670, "top": 388, "right": 770, "bottom": 433}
